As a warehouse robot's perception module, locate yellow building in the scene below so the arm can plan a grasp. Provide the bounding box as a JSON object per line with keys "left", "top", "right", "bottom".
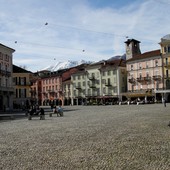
{"left": 159, "top": 34, "right": 170, "bottom": 102}
{"left": 13, "top": 65, "right": 34, "bottom": 109}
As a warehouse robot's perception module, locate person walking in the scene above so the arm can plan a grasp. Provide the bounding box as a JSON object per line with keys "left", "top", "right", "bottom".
{"left": 163, "top": 98, "right": 166, "bottom": 107}
{"left": 40, "top": 108, "right": 45, "bottom": 120}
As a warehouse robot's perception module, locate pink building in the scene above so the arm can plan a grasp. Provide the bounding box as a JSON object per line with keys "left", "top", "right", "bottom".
{"left": 125, "top": 39, "right": 163, "bottom": 102}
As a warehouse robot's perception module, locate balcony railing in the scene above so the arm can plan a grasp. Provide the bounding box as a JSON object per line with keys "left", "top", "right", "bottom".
{"left": 153, "top": 75, "right": 161, "bottom": 80}
{"left": 128, "top": 78, "right": 135, "bottom": 84}
{"left": 164, "top": 62, "right": 170, "bottom": 67}
{"left": 165, "top": 74, "right": 170, "bottom": 79}
{"left": 88, "top": 83, "right": 96, "bottom": 88}
{"left": 0, "top": 86, "right": 14, "bottom": 92}
{"left": 105, "top": 82, "right": 112, "bottom": 87}
{"left": 0, "top": 70, "right": 11, "bottom": 77}
{"left": 88, "top": 75, "right": 95, "bottom": 80}
{"left": 144, "top": 76, "right": 151, "bottom": 81}
{"left": 75, "top": 85, "right": 81, "bottom": 89}
{"left": 137, "top": 77, "right": 145, "bottom": 82}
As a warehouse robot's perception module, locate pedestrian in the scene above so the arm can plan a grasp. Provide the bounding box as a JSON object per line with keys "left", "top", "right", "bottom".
{"left": 57, "top": 105, "right": 63, "bottom": 117}
{"left": 40, "top": 108, "right": 45, "bottom": 120}
{"left": 163, "top": 98, "right": 166, "bottom": 107}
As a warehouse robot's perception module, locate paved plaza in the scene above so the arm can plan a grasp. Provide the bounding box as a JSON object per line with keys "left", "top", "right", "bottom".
{"left": 0, "top": 104, "right": 170, "bottom": 170}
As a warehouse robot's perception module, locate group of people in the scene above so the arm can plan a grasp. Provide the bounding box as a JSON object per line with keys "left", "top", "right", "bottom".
{"left": 51, "top": 105, "right": 63, "bottom": 116}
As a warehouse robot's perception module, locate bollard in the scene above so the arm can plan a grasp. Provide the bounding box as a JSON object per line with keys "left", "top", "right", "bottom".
{"left": 28, "top": 114, "right": 32, "bottom": 120}
{"left": 49, "top": 113, "right": 52, "bottom": 117}
{"left": 40, "top": 115, "right": 45, "bottom": 120}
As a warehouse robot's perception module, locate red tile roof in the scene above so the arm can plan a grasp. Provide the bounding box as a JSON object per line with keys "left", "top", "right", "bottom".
{"left": 127, "top": 49, "right": 161, "bottom": 62}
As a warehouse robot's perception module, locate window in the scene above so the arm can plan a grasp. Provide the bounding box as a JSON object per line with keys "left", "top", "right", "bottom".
{"left": 5, "top": 65, "right": 7, "bottom": 71}
{"left": 139, "top": 63, "right": 142, "bottom": 69}
{"left": 146, "top": 62, "right": 149, "bottom": 68}
{"left": 164, "top": 46, "right": 167, "bottom": 53}
{"left": 155, "top": 60, "right": 158, "bottom": 67}
{"left": 113, "top": 70, "right": 116, "bottom": 75}
{"left": 5, "top": 79, "right": 8, "bottom": 87}
{"left": 20, "top": 77, "right": 26, "bottom": 85}
{"left": 139, "top": 73, "right": 142, "bottom": 79}
{"left": 108, "top": 88, "right": 112, "bottom": 95}
{"left": 78, "top": 75, "right": 80, "bottom": 80}
{"left": 113, "top": 87, "right": 117, "bottom": 93}
{"left": 166, "top": 58, "right": 168, "bottom": 65}
{"left": 114, "top": 77, "right": 117, "bottom": 83}
{"left": 103, "top": 87, "right": 106, "bottom": 94}
{"left": 107, "top": 70, "right": 111, "bottom": 76}
{"left": 102, "top": 71, "right": 105, "bottom": 76}
{"left": 83, "top": 81, "right": 85, "bottom": 86}
{"left": 78, "top": 82, "right": 81, "bottom": 87}
{"left": 0, "top": 52, "right": 3, "bottom": 60}
{"left": 122, "top": 77, "right": 124, "bottom": 83}
{"left": 146, "top": 72, "right": 149, "bottom": 78}
{"left": 168, "top": 46, "right": 170, "bottom": 53}
{"left": 102, "top": 79, "right": 106, "bottom": 84}
{"left": 19, "top": 89, "right": 26, "bottom": 98}
{"left": 88, "top": 89, "right": 91, "bottom": 96}
{"left": 96, "top": 80, "right": 100, "bottom": 84}
{"left": 16, "top": 89, "right": 18, "bottom": 98}
{"left": 107, "top": 78, "right": 111, "bottom": 84}
{"left": 131, "top": 65, "right": 133, "bottom": 70}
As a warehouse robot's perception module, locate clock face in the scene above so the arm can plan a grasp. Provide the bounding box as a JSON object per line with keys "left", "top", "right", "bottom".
{"left": 126, "top": 46, "right": 131, "bottom": 55}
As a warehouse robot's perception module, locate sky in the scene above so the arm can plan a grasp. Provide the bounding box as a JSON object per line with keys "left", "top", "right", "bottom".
{"left": 0, "top": 0, "right": 170, "bottom": 72}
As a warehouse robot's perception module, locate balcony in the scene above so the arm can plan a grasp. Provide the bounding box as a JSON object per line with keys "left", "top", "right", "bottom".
{"left": 0, "top": 86, "right": 14, "bottom": 92}
{"left": 153, "top": 75, "right": 161, "bottom": 80}
{"left": 165, "top": 74, "right": 170, "bottom": 79}
{"left": 58, "top": 89, "right": 63, "bottom": 93}
{"left": 164, "top": 62, "right": 170, "bottom": 68}
{"left": 105, "top": 82, "right": 112, "bottom": 87}
{"left": 88, "top": 83, "right": 96, "bottom": 88}
{"left": 128, "top": 78, "right": 135, "bottom": 84}
{"left": 75, "top": 85, "right": 82, "bottom": 89}
{"left": 88, "top": 75, "right": 95, "bottom": 80}
{"left": 144, "top": 76, "right": 151, "bottom": 81}
{"left": 137, "top": 77, "right": 145, "bottom": 82}
{"left": 0, "top": 70, "right": 11, "bottom": 77}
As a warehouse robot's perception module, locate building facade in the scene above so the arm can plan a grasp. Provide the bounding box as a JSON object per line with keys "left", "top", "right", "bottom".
{"left": 0, "top": 43, "right": 15, "bottom": 111}
{"left": 158, "top": 34, "right": 170, "bottom": 102}
{"left": 71, "top": 59, "right": 127, "bottom": 105}
{"left": 13, "top": 65, "right": 34, "bottom": 109}
{"left": 125, "top": 39, "right": 163, "bottom": 102}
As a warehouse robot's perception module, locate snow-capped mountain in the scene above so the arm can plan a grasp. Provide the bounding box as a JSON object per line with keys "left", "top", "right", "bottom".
{"left": 42, "top": 60, "right": 93, "bottom": 71}
{"left": 108, "top": 54, "right": 126, "bottom": 61}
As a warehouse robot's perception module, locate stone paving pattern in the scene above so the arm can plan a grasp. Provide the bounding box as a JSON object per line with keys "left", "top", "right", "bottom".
{"left": 0, "top": 104, "right": 170, "bottom": 170}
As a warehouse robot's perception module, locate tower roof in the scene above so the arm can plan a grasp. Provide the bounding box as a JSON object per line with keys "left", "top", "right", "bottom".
{"left": 124, "top": 39, "right": 140, "bottom": 44}
{"left": 162, "top": 34, "right": 170, "bottom": 40}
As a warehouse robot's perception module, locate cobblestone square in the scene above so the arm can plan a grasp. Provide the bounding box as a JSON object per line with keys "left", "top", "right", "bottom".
{"left": 0, "top": 104, "right": 170, "bottom": 170}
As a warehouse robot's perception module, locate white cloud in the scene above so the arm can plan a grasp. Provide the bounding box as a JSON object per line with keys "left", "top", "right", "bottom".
{"left": 0, "top": 0, "right": 170, "bottom": 72}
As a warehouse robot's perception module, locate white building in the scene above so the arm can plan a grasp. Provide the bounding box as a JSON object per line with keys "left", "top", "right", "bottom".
{"left": 0, "top": 43, "right": 15, "bottom": 111}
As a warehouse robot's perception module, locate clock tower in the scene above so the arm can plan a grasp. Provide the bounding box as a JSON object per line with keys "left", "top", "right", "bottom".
{"left": 125, "top": 39, "right": 141, "bottom": 60}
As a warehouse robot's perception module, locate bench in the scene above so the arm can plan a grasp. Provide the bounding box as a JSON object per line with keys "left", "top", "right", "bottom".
{"left": 28, "top": 114, "right": 45, "bottom": 120}
{"left": 0, "top": 114, "right": 15, "bottom": 120}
